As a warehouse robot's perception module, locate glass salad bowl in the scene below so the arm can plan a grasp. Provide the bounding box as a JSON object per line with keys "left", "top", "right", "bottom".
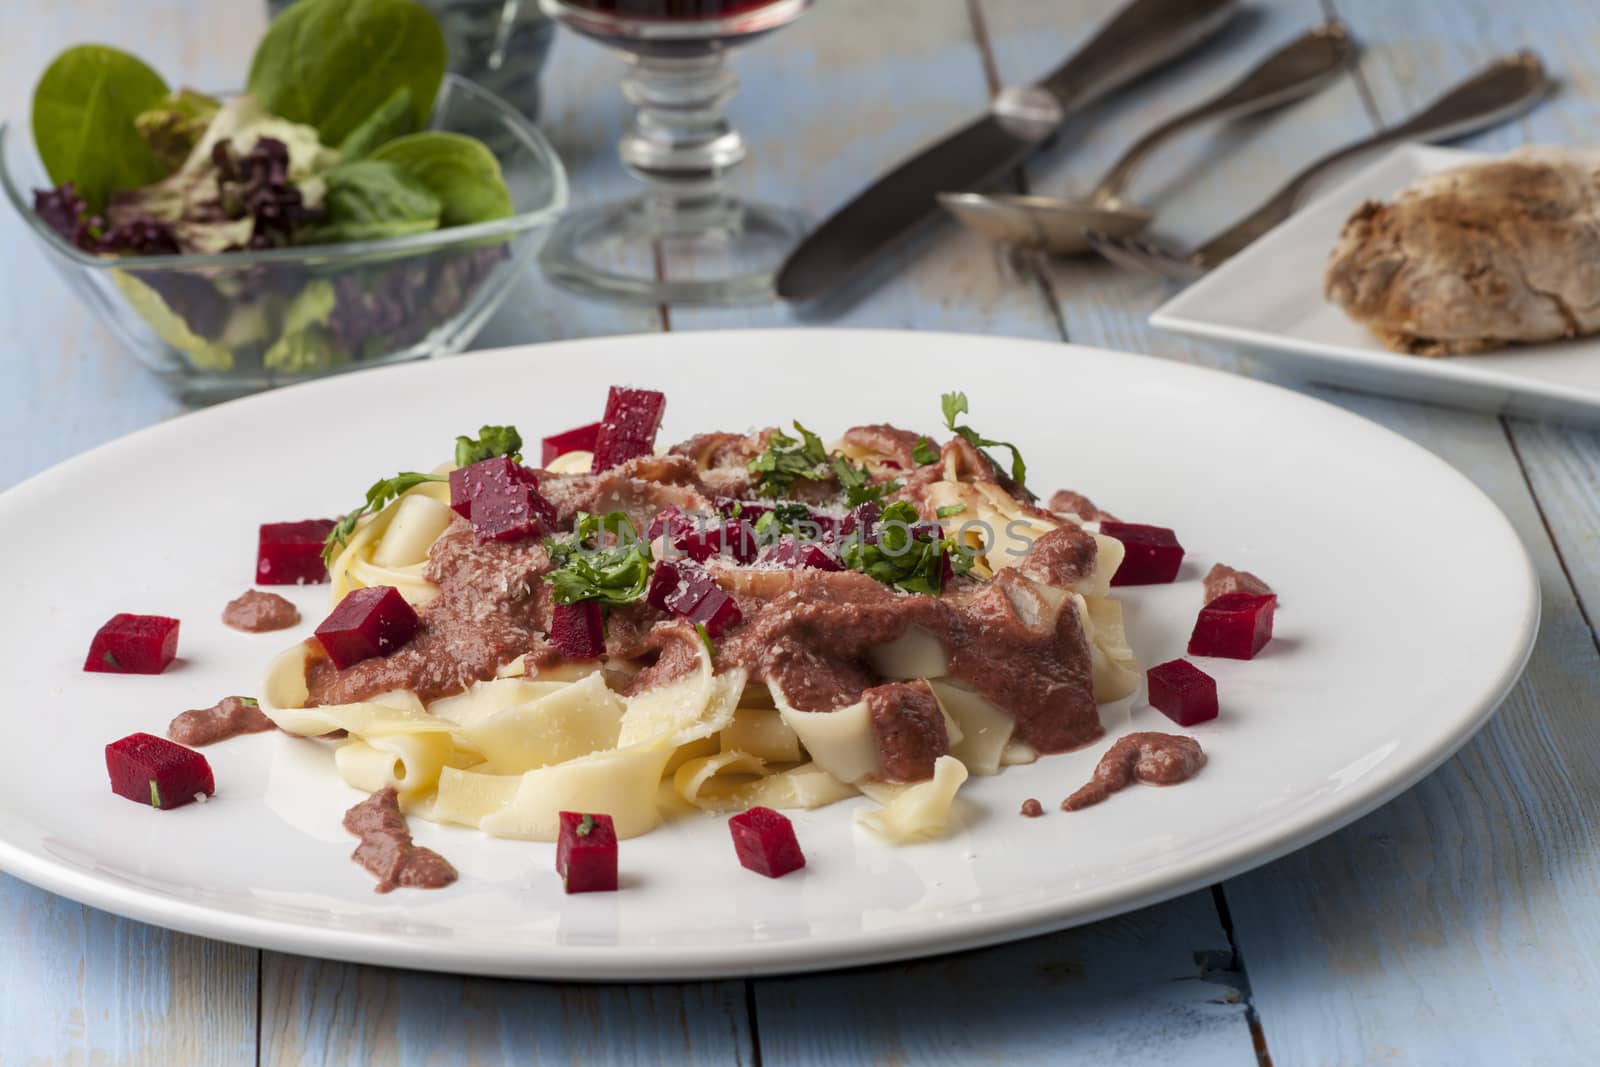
{"left": 0, "top": 74, "right": 568, "bottom": 404}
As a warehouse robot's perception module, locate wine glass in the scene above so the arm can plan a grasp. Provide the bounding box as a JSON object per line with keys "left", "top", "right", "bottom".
{"left": 537, "top": 0, "right": 814, "bottom": 305}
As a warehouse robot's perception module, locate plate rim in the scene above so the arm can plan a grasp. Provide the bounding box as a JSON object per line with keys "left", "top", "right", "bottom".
{"left": 1149, "top": 142, "right": 1600, "bottom": 413}
{"left": 0, "top": 329, "right": 1543, "bottom": 980}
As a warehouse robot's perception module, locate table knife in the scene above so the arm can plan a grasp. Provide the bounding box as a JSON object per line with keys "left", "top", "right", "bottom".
{"left": 775, "top": 0, "right": 1242, "bottom": 303}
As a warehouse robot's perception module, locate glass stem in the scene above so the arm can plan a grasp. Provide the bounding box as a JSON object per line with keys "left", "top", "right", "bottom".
{"left": 619, "top": 52, "right": 745, "bottom": 231}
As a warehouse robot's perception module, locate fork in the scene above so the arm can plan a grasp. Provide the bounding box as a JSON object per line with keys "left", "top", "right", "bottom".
{"left": 1083, "top": 51, "right": 1549, "bottom": 281}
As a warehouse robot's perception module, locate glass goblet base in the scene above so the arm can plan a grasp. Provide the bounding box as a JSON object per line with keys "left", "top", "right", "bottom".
{"left": 539, "top": 194, "right": 809, "bottom": 305}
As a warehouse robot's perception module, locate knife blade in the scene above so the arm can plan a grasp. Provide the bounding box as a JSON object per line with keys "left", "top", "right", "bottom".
{"left": 775, "top": 0, "right": 1241, "bottom": 303}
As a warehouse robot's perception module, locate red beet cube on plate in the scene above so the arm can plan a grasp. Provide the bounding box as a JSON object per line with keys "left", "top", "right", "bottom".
{"left": 551, "top": 601, "right": 605, "bottom": 660}
{"left": 1188, "top": 593, "right": 1277, "bottom": 660}
{"left": 542, "top": 421, "right": 601, "bottom": 466}
{"left": 1147, "top": 659, "right": 1219, "bottom": 726}
{"left": 729, "top": 806, "right": 805, "bottom": 878}
{"left": 314, "top": 586, "right": 419, "bottom": 669}
{"left": 106, "top": 732, "right": 214, "bottom": 809}
{"left": 1103, "top": 522, "right": 1185, "bottom": 586}
{"left": 257, "top": 519, "right": 337, "bottom": 584}
{"left": 83, "top": 614, "right": 179, "bottom": 674}
{"left": 590, "top": 387, "right": 666, "bottom": 473}
{"left": 557, "top": 811, "right": 618, "bottom": 893}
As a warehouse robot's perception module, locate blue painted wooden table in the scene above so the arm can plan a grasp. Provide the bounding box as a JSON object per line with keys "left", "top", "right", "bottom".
{"left": 6, "top": 1, "right": 1600, "bottom": 1063}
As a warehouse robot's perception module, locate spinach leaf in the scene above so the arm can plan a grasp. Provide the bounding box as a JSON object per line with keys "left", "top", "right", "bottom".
{"left": 371, "top": 132, "right": 514, "bottom": 226}
{"left": 337, "top": 87, "right": 417, "bottom": 160}
{"left": 32, "top": 45, "right": 171, "bottom": 213}
{"left": 247, "top": 0, "right": 446, "bottom": 148}
{"left": 298, "top": 159, "right": 441, "bottom": 243}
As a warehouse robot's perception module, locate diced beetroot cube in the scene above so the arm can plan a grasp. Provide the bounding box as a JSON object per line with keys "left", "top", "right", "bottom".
{"left": 1103, "top": 521, "right": 1185, "bottom": 586}
{"left": 647, "top": 557, "right": 684, "bottom": 611}
{"left": 840, "top": 501, "right": 881, "bottom": 537}
{"left": 542, "top": 422, "right": 601, "bottom": 467}
{"left": 1190, "top": 591, "right": 1273, "bottom": 659}
{"left": 1147, "top": 658, "right": 1219, "bottom": 726}
{"left": 83, "top": 614, "right": 180, "bottom": 674}
{"left": 652, "top": 560, "right": 743, "bottom": 637}
{"left": 314, "top": 586, "right": 419, "bottom": 669}
{"left": 676, "top": 519, "right": 758, "bottom": 564}
{"left": 105, "top": 732, "right": 214, "bottom": 809}
{"left": 458, "top": 458, "right": 555, "bottom": 542}
{"left": 257, "top": 519, "right": 337, "bottom": 584}
{"left": 1188, "top": 593, "right": 1277, "bottom": 659}
{"left": 686, "top": 587, "right": 742, "bottom": 637}
{"left": 647, "top": 504, "right": 694, "bottom": 542}
{"left": 450, "top": 456, "right": 553, "bottom": 537}
{"left": 551, "top": 601, "right": 605, "bottom": 660}
{"left": 728, "top": 806, "right": 805, "bottom": 878}
{"left": 762, "top": 535, "right": 845, "bottom": 572}
{"left": 590, "top": 387, "right": 666, "bottom": 473}
{"left": 556, "top": 811, "right": 618, "bottom": 893}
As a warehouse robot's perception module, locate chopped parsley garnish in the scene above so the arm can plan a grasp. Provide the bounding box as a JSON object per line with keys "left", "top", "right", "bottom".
{"left": 238, "top": 696, "right": 259, "bottom": 707}
{"left": 941, "top": 391, "right": 1029, "bottom": 494}
{"left": 831, "top": 456, "right": 901, "bottom": 507}
{"left": 546, "top": 512, "right": 653, "bottom": 607}
{"left": 149, "top": 780, "right": 162, "bottom": 809}
{"left": 842, "top": 501, "right": 973, "bottom": 596}
{"left": 935, "top": 504, "right": 966, "bottom": 519}
{"left": 324, "top": 471, "right": 448, "bottom": 562}
{"left": 576, "top": 814, "right": 596, "bottom": 837}
{"left": 748, "top": 422, "right": 831, "bottom": 498}
{"left": 696, "top": 623, "right": 717, "bottom": 658}
{"left": 911, "top": 437, "right": 940, "bottom": 466}
{"left": 753, "top": 502, "right": 817, "bottom": 541}
{"left": 454, "top": 424, "right": 523, "bottom": 468}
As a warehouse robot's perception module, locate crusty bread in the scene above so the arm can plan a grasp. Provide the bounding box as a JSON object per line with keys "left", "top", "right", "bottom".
{"left": 1324, "top": 146, "right": 1600, "bottom": 355}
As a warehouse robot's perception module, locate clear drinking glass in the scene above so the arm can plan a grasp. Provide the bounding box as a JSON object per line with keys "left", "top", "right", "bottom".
{"left": 537, "top": 0, "right": 814, "bottom": 305}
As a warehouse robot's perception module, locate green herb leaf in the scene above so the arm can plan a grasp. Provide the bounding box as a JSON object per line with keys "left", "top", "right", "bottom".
{"left": 546, "top": 513, "right": 653, "bottom": 607}
{"left": 454, "top": 424, "right": 523, "bottom": 468}
{"left": 32, "top": 45, "right": 171, "bottom": 213}
{"left": 149, "top": 779, "right": 162, "bottom": 808}
{"left": 696, "top": 623, "right": 716, "bottom": 658}
{"left": 102, "top": 650, "right": 122, "bottom": 671}
{"left": 841, "top": 501, "right": 965, "bottom": 596}
{"left": 911, "top": 437, "right": 940, "bottom": 467}
{"left": 748, "top": 422, "right": 831, "bottom": 499}
{"left": 247, "top": 0, "right": 446, "bottom": 147}
{"left": 370, "top": 131, "right": 514, "bottom": 226}
{"left": 336, "top": 86, "right": 417, "bottom": 160}
{"left": 576, "top": 814, "right": 595, "bottom": 837}
{"left": 941, "top": 391, "right": 1028, "bottom": 493}
{"left": 935, "top": 504, "right": 966, "bottom": 518}
{"left": 831, "top": 456, "right": 901, "bottom": 508}
{"left": 296, "top": 159, "right": 441, "bottom": 244}
{"left": 324, "top": 471, "right": 449, "bottom": 562}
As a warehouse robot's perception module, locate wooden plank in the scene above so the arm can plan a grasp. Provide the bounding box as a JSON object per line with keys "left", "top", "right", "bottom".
{"left": 0, "top": 884, "right": 256, "bottom": 1066}
{"left": 1142, "top": 1, "right": 1600, "bottom": 1062}
{"left": 668, "top": 0, "right": 1060, "bottom": 338}
{"left": 259, "top": 955, "right": 752, "bottom": 1066}
{"left": 756, "top": 891, "right": 1255, "bottom": 1067}
{"left": 0, "top": 6, "right": 264, "bottom": 1065}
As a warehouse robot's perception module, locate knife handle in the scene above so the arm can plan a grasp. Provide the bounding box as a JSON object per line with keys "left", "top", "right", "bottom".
{"left": 1039, "top": 0, "right": 1241, "bottom": 113}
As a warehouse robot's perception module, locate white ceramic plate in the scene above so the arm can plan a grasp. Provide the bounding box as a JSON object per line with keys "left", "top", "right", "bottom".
{"left": 1152, "top": 144, "right": 1600, "bottom": 427}
{"left": 0, "top": 330, "right": 1538, "bottom": 980}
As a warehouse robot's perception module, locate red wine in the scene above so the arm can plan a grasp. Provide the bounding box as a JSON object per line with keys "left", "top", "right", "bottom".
{"left": 567, "top": 0, "right": 784, "bottom": 17}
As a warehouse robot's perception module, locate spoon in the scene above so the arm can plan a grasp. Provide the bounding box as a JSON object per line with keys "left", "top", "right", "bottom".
{"left": 939, "top": 22, "right": 1353, "bottom": 253}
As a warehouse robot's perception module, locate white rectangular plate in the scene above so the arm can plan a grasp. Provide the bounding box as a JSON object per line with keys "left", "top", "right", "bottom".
{"left": 1152, "top": 144, "right": 1600, "bottom": 426}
